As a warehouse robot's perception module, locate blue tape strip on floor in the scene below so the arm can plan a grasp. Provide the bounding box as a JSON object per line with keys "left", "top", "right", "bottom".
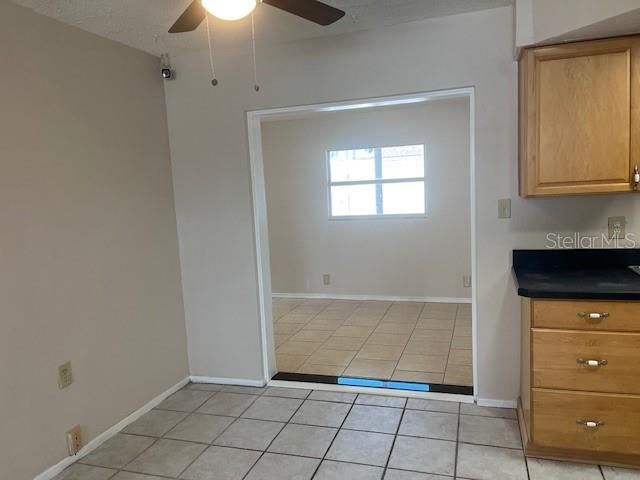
{"left": 338, "top": 377, "right": 429, "bottom": 392}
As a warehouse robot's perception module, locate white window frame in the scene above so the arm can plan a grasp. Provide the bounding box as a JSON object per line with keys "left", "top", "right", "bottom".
{"left": 326, "top": 143, "right": 427, "bottom": 220}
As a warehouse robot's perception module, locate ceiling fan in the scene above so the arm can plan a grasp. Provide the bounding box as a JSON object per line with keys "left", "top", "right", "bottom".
{"left": 169, "top": 0, "right": 346, "bottom": 33}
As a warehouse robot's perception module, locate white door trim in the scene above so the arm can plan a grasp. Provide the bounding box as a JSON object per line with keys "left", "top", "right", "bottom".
{"left": 246, "top": 87, "right": 478, "bottom": 400}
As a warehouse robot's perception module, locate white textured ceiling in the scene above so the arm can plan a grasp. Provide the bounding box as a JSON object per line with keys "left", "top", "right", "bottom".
{"left": 11, "top": 0, "right": 512, "bottom": 56}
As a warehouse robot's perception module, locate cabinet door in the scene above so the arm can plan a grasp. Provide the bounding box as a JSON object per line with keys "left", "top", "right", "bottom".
{"left": 520, "top": 37, "right": 640, "bottom": 196}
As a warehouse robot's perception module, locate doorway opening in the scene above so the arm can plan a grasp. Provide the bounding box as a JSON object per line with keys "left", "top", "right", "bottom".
{"left": 247, "top": 88, "right": 477, "bottom": 399}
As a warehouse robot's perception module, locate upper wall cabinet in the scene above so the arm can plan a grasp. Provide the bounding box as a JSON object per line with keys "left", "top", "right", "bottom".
{"left": 519, "top": 36, "right": 640, "bottom": 197}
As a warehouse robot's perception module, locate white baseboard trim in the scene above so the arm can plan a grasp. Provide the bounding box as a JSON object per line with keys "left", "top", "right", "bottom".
{"left": 273, "top": 293, "right": 472, "bottom": 304}
{"left": 477, "top": 398, "right": 517, "bottom": 409}
{"left": 190, "top": 376, "right": 266, "bottom": 387}
{"left": 34, "top": 377, "right": 190, "bottom": 480}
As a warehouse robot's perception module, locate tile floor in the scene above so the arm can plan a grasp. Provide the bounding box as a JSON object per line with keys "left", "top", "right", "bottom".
{"left": 273, "top": 298, "right": 473, "bottom": 386}
{"left": 54, "top": 383, "right": 639, "bottom": 480}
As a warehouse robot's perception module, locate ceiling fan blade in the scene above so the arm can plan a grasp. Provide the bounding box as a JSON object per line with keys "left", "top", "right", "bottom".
{"left": 263, "top": 0, "right": 346, "bottom": 26}
{"left": 169, "top": 0, "right": 207, "bottom": 33}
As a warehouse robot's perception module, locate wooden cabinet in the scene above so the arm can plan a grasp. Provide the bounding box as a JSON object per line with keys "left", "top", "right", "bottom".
{"left": 519, "top": 298, "right": 640, "bottom": 468}
{"left": 519, "top": 36, "right": 640, "bottom": 197}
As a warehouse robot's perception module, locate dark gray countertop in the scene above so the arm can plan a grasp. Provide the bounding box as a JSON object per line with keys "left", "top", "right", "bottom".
{"left": 513, "top": 250, "right": 640, "bottom": 300}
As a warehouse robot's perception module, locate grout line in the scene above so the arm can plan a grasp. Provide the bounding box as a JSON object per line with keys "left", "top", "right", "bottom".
{"left": 381, "top": 394, "right": 407, "bottom": 477}
{"left": 309, "top": 391, "right": 359, "bottom": 479}
{"left": 389, "top": 301, "right": 426, "bottom": 381}
{"left": 442, "top": 304, "right": 459, "bottom": 382}
{"left": 340, "top": 301, "right": 394, "bottom": 377}
{"left": 240, "top": 391, "right": 310, "bottom": 480}
{"left": 453, "top": 401, "right": 461, "bottom": 478}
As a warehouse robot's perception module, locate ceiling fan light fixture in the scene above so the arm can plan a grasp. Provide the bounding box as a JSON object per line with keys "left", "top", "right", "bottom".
{"left": 201, "top": 0, "right": 257, "bottom": 21}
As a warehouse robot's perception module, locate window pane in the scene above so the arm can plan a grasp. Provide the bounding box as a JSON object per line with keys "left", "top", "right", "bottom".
{"left": 381, "top": 145, "right": 424, "bottom": 180}
{"left": 329, "top": 149, "right": 376, "bottom": 182}
{"left": 382, "top": 182, "right": 425, "bottom": 215}
{"left": 331, "top": 184, "right": 377, "bottom": 217}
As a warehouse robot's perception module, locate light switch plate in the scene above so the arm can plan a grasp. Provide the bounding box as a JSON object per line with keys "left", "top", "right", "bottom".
{"left": 463, "top": 275, "right": 472, "bottom": 288}
{"left": 58, "top": 361, "right": 73, "bottom": 390}
{"left": 498, "top": 199, "right": 511, "bottom": 219}
{"left": 608, "top": 216, "right": 626, "bottom": 239}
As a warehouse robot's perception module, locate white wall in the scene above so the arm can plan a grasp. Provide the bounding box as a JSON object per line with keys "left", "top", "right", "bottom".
{"left": 262, "top": 99, "right": 471, "bottom": 299}
{"left": 515, "top": 0, "right": 640, "bottom": 48}
{"left": 164, "top": 5, "right": 640, "bottom": 402}
{"left": 0, "top": 3, "right": 189, "bottom": 479}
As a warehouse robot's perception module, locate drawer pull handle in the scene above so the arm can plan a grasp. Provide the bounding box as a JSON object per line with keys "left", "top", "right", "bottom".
{"left": 577, "top": 312, "right": 609, "bottom": 321}
{"left": 576, "top": 420, "right": 605, "bottom": 429}
{"left": 576, "top": 358, "right": 608, "bottom": 368}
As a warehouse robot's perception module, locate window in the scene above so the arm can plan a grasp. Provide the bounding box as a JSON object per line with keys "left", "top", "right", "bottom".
{"left": 328, "top": 144, "right": 425, "bottom": 218}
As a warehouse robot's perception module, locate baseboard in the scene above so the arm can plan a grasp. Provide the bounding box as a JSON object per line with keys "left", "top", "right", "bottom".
{"left": 273, "top": 293, "right": 472, "bottom": 304}
{"left": 34, "top": 377, "right": 190, "bottom": 480}
{"left": 477, "top": 398, "right": 517, "bottom": 409}
{"left": 190, "top": 376, "right": 266, "bottom": 387}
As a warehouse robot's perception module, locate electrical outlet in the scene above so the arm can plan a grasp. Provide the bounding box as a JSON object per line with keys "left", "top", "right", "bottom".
{"left": 498, "top": 199, "right": 511, "bottom": 219}
{"left": 323, "top": 274, "right": 331, "bottom": 286}
{"left": 463, "top": 275, "right": 472, "bottom": 288}
{"left": 66, "top": 425, "right": 82, "bottom": 455}
{"left": 608, "top": 216, "right": 626, "bottom": 239}
{"left": 58, "top": 361, "right": 74, "bottom": 390}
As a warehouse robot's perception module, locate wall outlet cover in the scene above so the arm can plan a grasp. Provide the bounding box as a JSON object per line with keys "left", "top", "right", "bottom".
{"left": 608, "top": 216, "right": 626, "bottom": 239}
{"left": 58, "top": 361, "right": 74, "bottom": 390}
{"left": 463, "top": 275, "right": 472, "bottom": 288}
{"left": 323, "top": 274, "right": 331, "bottom": 286}
{"left": 66, "top": 425, "right": 82, "bottom": 455}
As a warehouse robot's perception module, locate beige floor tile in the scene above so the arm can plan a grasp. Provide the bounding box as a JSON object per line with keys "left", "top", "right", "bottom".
{"left": 423, "top": 302, "right": 457, "bottom": 311}
{"left": 308, "top": 349, "right": 357, "bottom": 367}
{"left": 358, "top": 301, "right": 392, "bottom": 311}
{"left": 297, "top": 363, "right": 346, "bottom": 376}
{"left": 291, "top": 305, "right": 327, "bottom": 315}
{"left": 321, "top": 336, "right": 367, "bottom": 351}
{"left": 344, "top": 315, "right": 383, "bottom": 327}
{"left": 415, "top": 318, "right": 455, "bottom": 331}
{"left": 382, "top": 314, "right": 420, "bottom": 324}
{"left": 356, "top": 344, "right": 405, "bottom": 361}
{"left": 419, "top": 310, "right": 456, "bottom": 320}
{"left": 451, "top": 336, "right": 472, "bottom": 349}
{"left": 277, "top": 340, "right": 323, "bottom": 356}
{"left": 305, "top": 319, "right": 345, "bottom": 331}
{"left": 274, "top": 298, "right": 473, "bottom": 388}
{"left": 314, "top": 311, "right": 352, "bottom": 321}
{"left": 410, "top": 330, "right": 453, "bottom": 343}
{"left": 277, "top": 354, "right": 309, "bottom": 371}
{"left": 333, "top": 325, "right": 374, "bottom": 338}
{"left": 397, "top": 354, "right": 447, "bottom": 373}
{"left": 392, "top": 370, "right": 444, "bottom": 384}
{"left": 291, "top": 330, "right": 333, "bottom": 343}
{"left": 374, "top": 323, "right": 415, "bottom": 335}
{"left": 343, "top": 359, "right": 397, "bottom": 379}
{"left": 274, "top": 334, "right": 291, "bottom": 347}
{"left": 448, "top": 348, "right": 472, "bottom": 366}
{"left": 275, "top": 323, "right": 304, "bottom": 335}
{"left": 279, "top": 314, "right": 314, "bottom": 324}
{"left": 404, "top": 340, "right": 451, "bottom": 355}
{"left": 366, "top": 333, "right": 410, "bottom": 346}
{"left": 454, "top": 325, "right": 472, "bottom": 336}
{"left": 444, "top": 365, "right": 473, "bottom": 386}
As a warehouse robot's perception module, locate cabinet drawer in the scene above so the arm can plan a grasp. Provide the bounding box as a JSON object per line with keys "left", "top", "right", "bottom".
{"left": 533, "top": 300, "right": 640, "bottom": 332}
{"left": 532, "top": 389, "right": 640, "bottom": 455}
{"left": 532, "top": 330, "right": 640, "bottom": 394}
